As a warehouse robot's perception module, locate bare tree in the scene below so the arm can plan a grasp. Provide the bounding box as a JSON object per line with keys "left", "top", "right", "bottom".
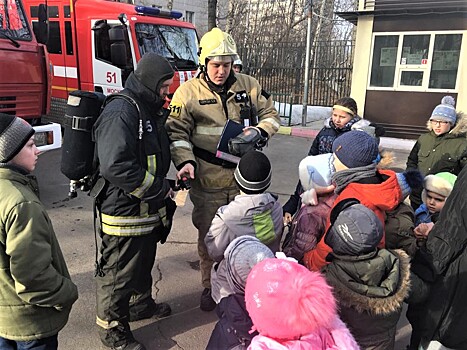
{"left": 208, "top": 0, "right": 218, "bottom": 30}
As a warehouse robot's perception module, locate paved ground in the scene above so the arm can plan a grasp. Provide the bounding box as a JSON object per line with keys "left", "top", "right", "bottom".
{"left": 35, "top": 133, "right": 413, "bottom": 350}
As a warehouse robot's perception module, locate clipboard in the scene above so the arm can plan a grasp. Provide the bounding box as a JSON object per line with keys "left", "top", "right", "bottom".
{"left": 216, "top": 120, "right": 244, "bottom": 164}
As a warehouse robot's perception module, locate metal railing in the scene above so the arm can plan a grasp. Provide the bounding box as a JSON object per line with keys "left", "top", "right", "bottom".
{"left": 238, "top": 40, "right": 354, "bottom": 108}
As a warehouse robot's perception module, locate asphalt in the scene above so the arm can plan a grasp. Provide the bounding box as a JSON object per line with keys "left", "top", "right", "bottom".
{"left": 34, "top": 127, "right": 413, "bottom": 350}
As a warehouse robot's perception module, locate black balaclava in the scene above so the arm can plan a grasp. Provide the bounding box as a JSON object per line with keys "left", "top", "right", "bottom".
{"left": 134, "top": 53, "right": 174, "bottom": 107}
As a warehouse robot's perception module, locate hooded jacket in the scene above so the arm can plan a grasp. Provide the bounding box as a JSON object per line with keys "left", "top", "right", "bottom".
{"left": 304, "top": 169, "right": 402, "bottom": 271}
{"left": 406, "top": 114, "right": 467, "bottom": 210}
{"left": 308, "top": 116, "right": 362, "bottom": 156}
{"left": 0, "top": 166, "right": 78, "bottom": 340}
{"left": 93, "top": 73, "right": 172, "bottom": 236}
{"left": 407, "top": 112, "right": 467, "bottom": 177}
{"left": 410, "top": 165, "right": 467, "bottom": 349}
{"left": 166, "top": 72, "right": 280, "bottom": 190}
{"left": 206, "top": 193, "right": 283, "bottom": 303}
{"left": 324, "top": 249, "right": 411, "bottom": 350}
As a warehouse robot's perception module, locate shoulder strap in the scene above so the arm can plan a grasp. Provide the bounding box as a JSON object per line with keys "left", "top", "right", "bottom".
{"left": 103, "top": 93, "right": 145, "bottom": 140}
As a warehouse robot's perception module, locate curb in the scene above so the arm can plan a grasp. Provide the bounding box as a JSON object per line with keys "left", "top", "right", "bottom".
{"left": 278, "top": 126, "right": 416, "bottom": 152}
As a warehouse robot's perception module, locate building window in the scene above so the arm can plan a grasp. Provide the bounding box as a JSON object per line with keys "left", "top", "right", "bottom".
{"left": 369, "top": 31, "right": 463, "bottom": 92}
{"left": 185, "top": 11, "right": 194, "bottom": 24}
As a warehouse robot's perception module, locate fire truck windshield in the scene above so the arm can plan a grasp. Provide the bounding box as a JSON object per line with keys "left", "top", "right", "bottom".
{"left": 0, "top": 0, "right": 32, "bottom": 40}
{"left": 135, "top": 23, "right": 198, "bottom": 70}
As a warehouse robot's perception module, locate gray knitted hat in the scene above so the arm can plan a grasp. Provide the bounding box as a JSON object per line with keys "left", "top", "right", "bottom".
{"left": 234, "top": 151, "right": 272, "bottom": 194}
{"left": 325, "top": 201, "right": 383, "bottom": 256}
{"left": 134, "top": 53, "right": 174, "bottom": 95}
{"left": 0, "top": 114, "right": 35, "bottom": 163}
{"left": 225, "top": 236, "right": 274, "bottom": 294}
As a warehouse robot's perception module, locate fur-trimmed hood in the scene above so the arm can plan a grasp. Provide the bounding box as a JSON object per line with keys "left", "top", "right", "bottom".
{"left": 426, "top": 111, "right": 467, "bottom": 138}
{"left": 324, "top": 249, "right": 411, "bottom": 316}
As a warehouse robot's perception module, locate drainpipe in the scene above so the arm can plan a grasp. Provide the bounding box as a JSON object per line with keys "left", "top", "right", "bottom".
{"left": 301, "top": 0, "right": 313, "bottom": 126}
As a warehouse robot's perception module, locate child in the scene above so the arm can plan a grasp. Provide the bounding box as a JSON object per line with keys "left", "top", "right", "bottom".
{"left": 283, "top": 97, "right": 361, "bottom": 222}
{"left": 281, "top": 153, "right": 337, "bottom": 262}
{"left": 303, "top": 130, "right": 409, "bottom": 271}
{"left": 205, "top": 150, "right": 283, "bottom": 303}
{"left": 244, "top": 257, "right": 359, "bottom": 349}
{"left": 415, "top": 172, "right": 457, "bottom": 226}
{"left": 206, "top": 236, "right": 274, "bottom": 350}
{"left": 322, "top": 199, "right": 411, "bottom": 350}
{"left": 0, "top": 114, "right": 78, "bottom": 349}
{"left": 406, "top": 95, "right": 467, "bottom": 210}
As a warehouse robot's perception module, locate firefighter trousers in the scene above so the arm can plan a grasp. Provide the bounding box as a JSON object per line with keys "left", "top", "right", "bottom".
{"left": 189, "top": 186, "right": 239, "bottom": 289}
{"left": 95, "top": 231, "right": 158, "bottom": 346}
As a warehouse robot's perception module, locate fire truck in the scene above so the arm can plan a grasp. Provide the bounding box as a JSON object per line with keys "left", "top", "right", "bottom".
{"left": 1, "top": 0, "right": 61, "bottom": 151}
{"left": 24, "top": 0, "right": 199, "bottom": 122}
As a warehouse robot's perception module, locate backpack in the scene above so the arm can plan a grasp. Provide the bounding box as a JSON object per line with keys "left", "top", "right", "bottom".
{"left": 282, "top": 195, "right": 335, "bottom": 262}
{"left": 61, "top": 90, "right": 140, "bottom": 197}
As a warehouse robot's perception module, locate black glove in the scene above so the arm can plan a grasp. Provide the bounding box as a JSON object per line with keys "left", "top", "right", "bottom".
{"left": 157, "top": 197, "right": 177, "bottom": 244}
{"left": 228, "top": 127, "right": 268, "bottom": 157}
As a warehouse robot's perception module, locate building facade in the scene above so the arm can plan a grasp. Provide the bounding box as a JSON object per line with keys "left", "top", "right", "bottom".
{"left": 338, "top": 0, "right": 467, "bottom": 138}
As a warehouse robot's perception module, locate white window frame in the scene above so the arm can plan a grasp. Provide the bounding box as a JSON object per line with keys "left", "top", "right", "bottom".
{"left": 368, "top": 30, "right": 466, "bottom": 93}
{"left": 185, "top": 11, "right": 195, "bottom": 24}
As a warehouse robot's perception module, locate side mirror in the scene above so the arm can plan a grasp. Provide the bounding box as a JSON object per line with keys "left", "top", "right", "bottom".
{"left": 109, "top": 26, "right": 128, "bottom": 67}
{"left": 36, "top": 4, "right": 49, "bottom": 45}
{"left": 110, "top": 42, "right": 128, "bottom": 67}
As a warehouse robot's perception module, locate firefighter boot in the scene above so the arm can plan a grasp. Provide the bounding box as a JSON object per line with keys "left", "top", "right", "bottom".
{"left": 129, "top": 298, "right": 172, "bottom": 322}
{"left": 99, "top": 322, "right": 146, "bottom": 350}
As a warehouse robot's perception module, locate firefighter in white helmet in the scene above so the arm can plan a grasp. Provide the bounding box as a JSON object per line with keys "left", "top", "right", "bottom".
{"left": 233, "top": 58, "right": 243, "bottom": 73}
{"left": 166, "top": 27, "right": 280, "bottom": 311}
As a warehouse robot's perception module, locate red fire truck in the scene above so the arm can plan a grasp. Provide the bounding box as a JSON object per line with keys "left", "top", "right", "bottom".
{"left": 1, "top": 0, "right": 61, "bottom": 151}
{"left": 0, "top": 0, "right": 51, "bottom": 123}
{"left": 23, "top": 0, "right": 199, "bottom": 122}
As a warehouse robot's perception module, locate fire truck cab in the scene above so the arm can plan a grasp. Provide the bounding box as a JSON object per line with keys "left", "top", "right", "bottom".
{"left": 24, "top": 0, "right": 199, "bottom": 121}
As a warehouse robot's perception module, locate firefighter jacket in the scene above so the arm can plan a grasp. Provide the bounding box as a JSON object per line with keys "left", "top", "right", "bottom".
{"left": 166, "top": 72, "right": 280, "bottom": 190}
{"left": 93, "top": 74, "right": 172, "bottom": 236}
{"left": 0, "top": 166, "right": 78, "bottom": 340}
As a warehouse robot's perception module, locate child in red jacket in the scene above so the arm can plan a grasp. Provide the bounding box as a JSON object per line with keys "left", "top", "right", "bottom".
{"left": 304, "top": 130, "right": 414, "bottom": 271}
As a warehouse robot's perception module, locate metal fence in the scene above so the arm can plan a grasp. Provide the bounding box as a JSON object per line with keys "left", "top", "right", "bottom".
{"left": 238, "top": 40, "right": 354, "bottom": 107}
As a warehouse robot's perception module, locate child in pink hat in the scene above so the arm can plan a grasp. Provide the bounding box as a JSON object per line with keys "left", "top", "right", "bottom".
{"left": 245, "top": 258, "right": 359, "bottom": 349}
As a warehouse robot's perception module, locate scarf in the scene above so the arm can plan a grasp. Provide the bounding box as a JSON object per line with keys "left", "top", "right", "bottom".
{"left": 332, "top": 163, "right": 377, "bottom": 194}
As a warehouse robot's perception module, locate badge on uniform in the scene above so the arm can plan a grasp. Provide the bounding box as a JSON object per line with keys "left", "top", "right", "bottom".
{"left": 199, "top": 99, "right": 217, "bottom": 105}
{"left": 169, "top": 102, "right": 183, "bottom": 118}
{"left": 234, "top": 91, "right": 248, "bottom": 103}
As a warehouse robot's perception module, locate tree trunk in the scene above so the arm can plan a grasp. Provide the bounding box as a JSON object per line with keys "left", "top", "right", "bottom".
{"left": 208, "top": 0, "right": 218, "bottom": 30}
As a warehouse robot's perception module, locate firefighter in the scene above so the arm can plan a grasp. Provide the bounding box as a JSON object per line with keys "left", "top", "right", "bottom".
{"left": 233, "top": 58, "right": 243, "bottom": 73}
{"left": 93, "top": 53, "right": 175, "bottom": 350}
{"left": 166, "top": 27, "right": 280, "bottom": 312}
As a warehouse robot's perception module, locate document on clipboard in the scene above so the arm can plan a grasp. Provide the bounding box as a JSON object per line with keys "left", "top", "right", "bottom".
{"left": 216, "top": 120, "right": 244, "bottom": 164}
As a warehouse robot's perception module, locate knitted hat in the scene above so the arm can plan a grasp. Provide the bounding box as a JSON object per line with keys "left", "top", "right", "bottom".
{"left": 0, "top": 114, "right": 35, "bottom": 163}
{"left": 325, "top": 200, "right": 383, "bottom": 256}
{"left": 134, "top": 53, "right": 174, "bottom": 95}
{"left": 245, "top": 258, "right": 337, "bottom": 340}
{"left": 430, "top": 96, "right": 457, "bottom": 125}
{"left": 422, "top": 172, "right": 457, "bottom": 203}
{"left": 332, "top": 130, "right": 379, "bottom": 168}
{"left": 298, "top": 153, "right": 334, "bottom": 191}
{"left": 234, "top": 151, "right": 272, "bottom": 194}
{"left": 225, "top": 236, "right": 274, "bottom": 294}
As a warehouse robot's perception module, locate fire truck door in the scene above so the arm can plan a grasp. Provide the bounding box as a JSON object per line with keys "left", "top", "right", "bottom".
{"left": 29, "top": 1, "right": 79, "bottom": 100}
